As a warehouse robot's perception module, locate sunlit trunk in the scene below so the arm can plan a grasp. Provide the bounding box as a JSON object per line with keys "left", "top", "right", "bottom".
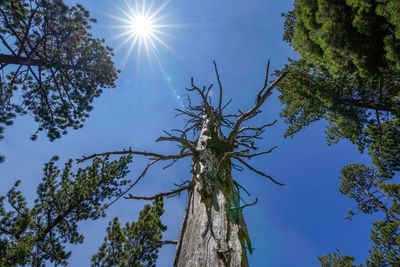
{"left": 174, "top": 116, "right": 250, "bottom": 267}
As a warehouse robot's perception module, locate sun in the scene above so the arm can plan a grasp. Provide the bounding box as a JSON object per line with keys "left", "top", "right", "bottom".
{"left": 110, "top": 0, "right": 172, "bottom": 66}
{"left": 129, "top": 14, "right": 155, "bottom": 39}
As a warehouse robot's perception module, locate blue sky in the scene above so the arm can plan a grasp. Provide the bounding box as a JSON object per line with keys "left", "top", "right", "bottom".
{"left": 0, "top": 0, "right": 378, "bottom": 266}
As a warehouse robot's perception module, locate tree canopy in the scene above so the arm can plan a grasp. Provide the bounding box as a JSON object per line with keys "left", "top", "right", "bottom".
{"left": 279, "top": 0, "right": 400, "bottom": 265}
{"left": 279, "top": 0, "right": 400, "bottom": 178}
{"left": 0, "top": 155, "right": 132, "bottom": 266}
{"left": 285, "top": 0, "right": 400, "bottom": 78}
{"left": 0, "top": 0, "right": 118, "bottom": 146}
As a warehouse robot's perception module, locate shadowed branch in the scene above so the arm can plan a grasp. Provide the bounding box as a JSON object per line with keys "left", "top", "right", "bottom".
{"left": 126, "top": 183, "right": 193, "bottom": 201}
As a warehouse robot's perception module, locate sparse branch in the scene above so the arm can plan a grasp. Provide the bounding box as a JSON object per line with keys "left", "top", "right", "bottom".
{"left": 233, "top": 180, "right": 251, "bottom": 197}
{"left": 213, "top": 60, "right": 223, "bottom": 115}
{"left": 232, "top": 163, "right": 245, "bottom": 172}
{"left": 244, "top": 146, "right": 277, "bottom": 158}
{"left": 77, "top": 150, "right": 192, "bottom": 163}
{"left": 353, "top": 179, "right": 399, "bottom": 223}
{"left": 233, "top": 156, "right": 284, "bottom": 186}
{"left": 159, "top": 240, "right": 178, "bottom": 246}
{"left": 187, "top": 79, "right": 211, "bottom": 106}
{"left": 237, "top": 120, "right": 277, "bottom": 136}
{"left": 228, "top": 68, "right": 287, "bottom": 144}
{"left": 228, "top": 146, "right": 277, "bottom": 160}
{"left": 260, "top": 60, "right": 270, "bottom": 95}
{"left": 99, "top": 160, "right": 158, "bottom": 213}
{"left": 157, "top": 130, "right": 196, "bottom": 152}
{"left": 126, "top": 183, "right": 192, "bottom": 201}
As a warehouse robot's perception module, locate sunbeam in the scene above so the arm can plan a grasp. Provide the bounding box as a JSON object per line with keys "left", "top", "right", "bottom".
{"left": 109, "top": 0, "right": 174, "bottom": 67}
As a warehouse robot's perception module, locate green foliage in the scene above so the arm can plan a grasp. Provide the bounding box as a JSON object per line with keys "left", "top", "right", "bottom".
{"left": 285, "top": 0, "right": 400, "bottom": 78}
{"left": 0, "top": 0, "right": 118, "bottom": 144}
{"left": 340, "top": 164, "right": 399, "bottom": 218}
{"left": 91, "top": 198, "right": 167, "bottom": 267}
{"left": 281, "top": 1, "right": 400, "bottom": 265}
{"left": 279, "top": 2, "right": 400, "bottom": 178}
{"left": 367, "top": 220, "right": 400, "bottom": 266}
{"left": 337, "top": 164, "right": 400, "bottom": 266}
{"left": 276, "top": 60, "right": 399, "bottom": 177}
{"left": 318, "top": 249, "right": 360, "bottom": 267}
{"left": 0, "top": 155, "right": 132, "bottom": 266}
{"left": 365, "top": 119, "right": 400, "bottom": 178}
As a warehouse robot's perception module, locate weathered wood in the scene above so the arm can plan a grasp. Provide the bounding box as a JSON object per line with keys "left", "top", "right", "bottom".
{"left": 174, "top": 116, "right": 251, "bottom": 267}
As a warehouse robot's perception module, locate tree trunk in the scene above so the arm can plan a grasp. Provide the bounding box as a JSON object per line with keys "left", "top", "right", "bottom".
{"left": 174, "top": 116, "right": 251, "bottom": 267}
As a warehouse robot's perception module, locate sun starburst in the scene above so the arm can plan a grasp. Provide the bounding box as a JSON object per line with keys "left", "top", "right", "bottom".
{"left": 110, "top": 0, "right": 172, "bottom": 66}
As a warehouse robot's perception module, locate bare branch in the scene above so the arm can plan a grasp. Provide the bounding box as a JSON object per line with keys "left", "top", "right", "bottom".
{"left": 236, "top": 120, "right": 277, "bottom": 136}
{"left": 126, "top": 183, "right": 192, "bottom": 201}
{"left": 227, "top": 67, "right": 287, "bottom": 144}
{"left": 159, "top": 240, "right": 178, "bottom": 246}
{"left": 156, "top": 130, "right": 196, "bottom": 152}
{"left": 224, "top": 145, "right": 276, "bottom": 162}
{"left": 213, "top": 60, "right": 223, "bottom": 115}
{"left": 77, "top": 149, "right": 192, "bottom": 163}
{"left": 96, "top": 160, "right": 160, "bottom": 216}
{"left": 233, "top": 156, "right": 284, "bottom": 186}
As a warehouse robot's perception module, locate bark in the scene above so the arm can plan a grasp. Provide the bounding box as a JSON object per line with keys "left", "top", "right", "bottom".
{"left": 174, "top": 116, "right": 251, "bottom": 267}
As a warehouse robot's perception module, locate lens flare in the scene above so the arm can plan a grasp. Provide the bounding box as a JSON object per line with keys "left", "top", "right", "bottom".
{"left": 110, "top": 0, "right": 173, "bottom": 66}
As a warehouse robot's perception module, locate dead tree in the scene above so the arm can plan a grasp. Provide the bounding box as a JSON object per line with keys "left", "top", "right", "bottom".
{"left": 79, "top": 61, "right": 286, "bottom": 266}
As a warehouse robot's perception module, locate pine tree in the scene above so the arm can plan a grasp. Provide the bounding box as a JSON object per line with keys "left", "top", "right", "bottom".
{"left": 91, "top": 198, "right": 167, "bottom": 267}
{"left": 0, "top": 155, "right": 132, "bottom": 266}
{"left": 278, "top": 1, "right": 400, "bottom": 265}
{"left": 278, "top": 1, "right": 400, "bottom": 178}
{"left": 283, "top": 0, "right": 400, "bottom": 78}
{"left": 318, "top": 249, "right": 359, "bottom": 267}
{"left": 0, "top": 0, "right": 118, "bottom": 149}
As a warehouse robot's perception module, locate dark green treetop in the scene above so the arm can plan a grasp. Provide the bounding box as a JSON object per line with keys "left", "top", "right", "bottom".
{"left": 284, "top": 0, "right": 400, "bottom": 78}
{"left": 0, "top": 0, "right": 118, "bottom": 146}
{"left": 278, "top": 0, "right": 400, "bottom": 179}
{"left": 279, "top": 1, "right": 400, "bottom": 266}
{"left": 279, "top": 2, "right": 400, "bottom": 169}
{"left": 91, "top": 198, "right": 167, "bottom": 267}
{"left": 0, "top": 155, "right": 132, "bottom": 266}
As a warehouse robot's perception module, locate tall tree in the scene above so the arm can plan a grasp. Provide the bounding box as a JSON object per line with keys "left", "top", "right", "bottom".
{"left": 79, "top": 62, "right": 286, "bottom": 266}
{"left": 0, "top": 0, "right": 118, "bottom": 147}
{"left": 279, "top": 1, "right": 400, "bottom": 176}
{"left": 91, "top": 198, "right": 168, "bottom": 267}
{"left": 279, "top": 0, "right": 400, "bottom": 265}
{"left": 0, "top": 155, "right": 132, "bottom": 266}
